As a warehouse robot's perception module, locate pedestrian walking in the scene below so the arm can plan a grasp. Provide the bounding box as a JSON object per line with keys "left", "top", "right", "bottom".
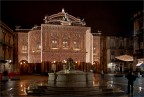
{"left": 126, "top": 70, "right": 137, "bottom": 95}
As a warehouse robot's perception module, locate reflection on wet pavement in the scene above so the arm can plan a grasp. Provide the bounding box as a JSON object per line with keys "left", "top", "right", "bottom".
{"left": 0, "top": 74, "right": 144, "bottom": 97}
{"left": 0, "top": 75, "right": 48, "bottom": 96}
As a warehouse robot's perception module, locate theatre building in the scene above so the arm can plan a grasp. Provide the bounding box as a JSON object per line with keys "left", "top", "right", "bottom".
{"left": 15, "top": 9, "right": 101, "bottom": 74}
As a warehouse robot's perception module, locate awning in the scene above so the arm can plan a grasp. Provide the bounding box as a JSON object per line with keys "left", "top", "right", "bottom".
{"left": 115, "top": 55, "right": 133, "bottom": 62}
{"left": 136, "top": 62, "right": 144, "bottom": 67}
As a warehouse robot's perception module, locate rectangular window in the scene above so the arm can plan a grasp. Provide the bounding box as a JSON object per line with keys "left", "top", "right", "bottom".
{"left": 110, "top": 38, "right": 115, "bottom": 49}
{"left": 73, "top": 33, "right": 80, "bottom": 50}
{"left": 119, "top": 40, "right": 123, "bottom": 48}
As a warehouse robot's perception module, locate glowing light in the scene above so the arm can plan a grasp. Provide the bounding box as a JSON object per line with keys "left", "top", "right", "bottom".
{"left": 20, "top": 84, "right": 23, "bottom": 87}
{"left": 93, "top": 81, "right": 99, "bottom": 87}
{"left": 138, "top": 87, "right": 142, "bottom": 92}
{"left": 23, "top": 62, "right": 25, "bottom": 63}
{"left": 63, "top": 60, "right": 67, "bottom": 63}
{"left": 40, "top": 82, "right": 43, "bottom": 86}
{"left": 27, "top": 86, "right": 30, "bottom": 90}
{"left": 20, "top": 62, "right": 22, "bottom": 64}
{"left": 62, "top": 8, "right": 65, "bottom": 13}
{"left": 8, "top": 60, "right": 12, "bottom": 63}
{"left": 53, "top": 60, "right": 56, "bottom": 63}
{"left": 8, "top": 88, "right": 13, "bottom": 91}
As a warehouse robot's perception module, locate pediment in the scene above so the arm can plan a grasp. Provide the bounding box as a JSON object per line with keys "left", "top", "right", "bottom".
{"left": 43, "top": 8, "right": 86, "bottom": 26}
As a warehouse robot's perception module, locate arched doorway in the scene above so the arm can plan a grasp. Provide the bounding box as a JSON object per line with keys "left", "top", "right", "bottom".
{"left": 19, "top": 60, "right": 29, "bottom": 75}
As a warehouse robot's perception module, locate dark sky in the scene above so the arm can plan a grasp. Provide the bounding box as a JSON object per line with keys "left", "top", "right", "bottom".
{"left": 1, "top": 1, "right": 143, "bottom": 36}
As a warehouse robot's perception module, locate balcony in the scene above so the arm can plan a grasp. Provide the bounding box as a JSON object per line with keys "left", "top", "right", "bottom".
{"left": 0, "top": 39, "right": 13, "bottom": 47}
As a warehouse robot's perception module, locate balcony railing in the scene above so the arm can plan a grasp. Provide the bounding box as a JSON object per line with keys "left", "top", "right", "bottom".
{"left": 0, "top": 39, "right": 13, "bottom": 47}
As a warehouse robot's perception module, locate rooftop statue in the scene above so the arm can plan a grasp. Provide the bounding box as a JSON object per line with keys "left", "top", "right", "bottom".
{"left": 43, "top": 15, "right": 49, "bottom": 23}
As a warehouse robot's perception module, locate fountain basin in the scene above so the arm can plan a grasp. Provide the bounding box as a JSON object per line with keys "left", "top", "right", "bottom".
{"left": 48, "top": 70, "right": 93, "bottom": 87}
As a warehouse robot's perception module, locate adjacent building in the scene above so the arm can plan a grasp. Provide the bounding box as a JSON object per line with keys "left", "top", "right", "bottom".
{"left": 101, "top": 36, "right": 133, "bottom": 73}
{"left": 0, "top": 21, "right": 14, "bottom": 73}
{"left": 133, "top": 10, "right": 144, "bottom": 71}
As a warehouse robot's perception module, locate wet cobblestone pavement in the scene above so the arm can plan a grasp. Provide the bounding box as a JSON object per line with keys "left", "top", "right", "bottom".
{"left": 0, "top": 74, "right": 144, "bottom": 97}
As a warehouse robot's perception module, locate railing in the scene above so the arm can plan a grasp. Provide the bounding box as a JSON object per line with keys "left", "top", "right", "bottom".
{"left": 0, "top": 39, "right": 13, "bottom": 47}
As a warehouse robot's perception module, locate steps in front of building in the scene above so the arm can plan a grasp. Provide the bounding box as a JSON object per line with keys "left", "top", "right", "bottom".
{"left": 27, "top": 85, "right": 124, "bottom": 96}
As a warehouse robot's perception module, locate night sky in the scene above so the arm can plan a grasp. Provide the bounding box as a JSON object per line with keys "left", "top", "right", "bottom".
{"left": 1, "top": 1, "right": 143, "bottom": 36}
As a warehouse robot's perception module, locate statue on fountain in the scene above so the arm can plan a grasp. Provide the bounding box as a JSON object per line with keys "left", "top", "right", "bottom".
{"left": 47, "top": 57, "right": 93, "bottom": 87}
{"left": 66, "top": 58, "right": 75, "bottom": 71}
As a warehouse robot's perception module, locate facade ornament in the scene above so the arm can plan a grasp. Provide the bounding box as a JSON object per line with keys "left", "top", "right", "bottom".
{"left": 43, "top": 15, "right": 49, "bottom": 23}
{"left": 61, "top": 12, "right": 71, "bottom": 25}
{"left": 64, "top": 13, "right": 70, "bottom": 21}
{"left": 15, "top": 26, "right": 21, "bottom": 30}
{"left": 43, "top": 9, "right": 86, "bottom": 26}
{"left": 81, "top": 18, "right": 86, "bottom": 25}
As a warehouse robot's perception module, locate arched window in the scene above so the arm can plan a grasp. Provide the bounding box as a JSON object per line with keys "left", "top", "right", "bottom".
{"left": 73, "top": 33, "right": 80, "bottom": 50}
{"left": 62, "top": 34, "right": 70, "bottom": 49}
{"left": 51, "top": 32, "right": 59, "bottom": 49}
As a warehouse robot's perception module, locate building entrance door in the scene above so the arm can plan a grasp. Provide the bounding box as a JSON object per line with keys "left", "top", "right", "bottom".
{"left": 19, "top": 60, "right": 28, "bottom": 75}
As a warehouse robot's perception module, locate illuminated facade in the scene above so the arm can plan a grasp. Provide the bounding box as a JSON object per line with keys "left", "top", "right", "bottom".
{"left": 0, "top": 21, "right": 14, "bottom": 73}
{"left": 16, "top": 9, "right": 100, "bottom": 74}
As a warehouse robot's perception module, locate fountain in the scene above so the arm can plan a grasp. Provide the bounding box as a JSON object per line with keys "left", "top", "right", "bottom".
{"left": 48, "top": 58, "right": 93, "bottom": 87}
{"left": 26, "top": 58, "right": 123, "bottom": 96}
